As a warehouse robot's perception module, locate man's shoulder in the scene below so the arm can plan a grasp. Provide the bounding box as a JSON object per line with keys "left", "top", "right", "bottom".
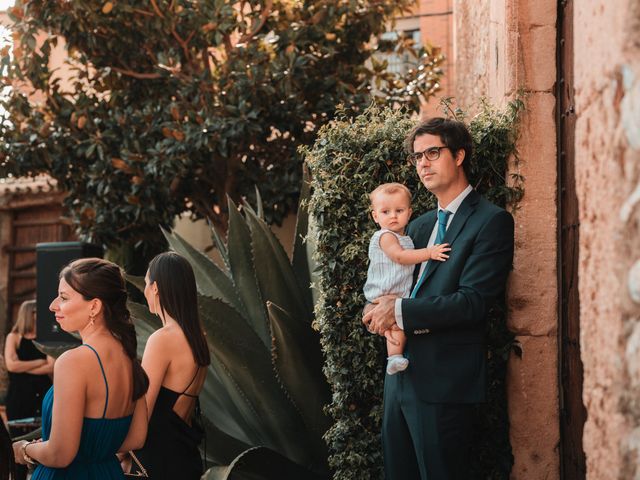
{"left": 476, "top": 194, "right": 512, "bottom": 219}
{"left": 407, "top": 209, "right": 436, "bottom": 233}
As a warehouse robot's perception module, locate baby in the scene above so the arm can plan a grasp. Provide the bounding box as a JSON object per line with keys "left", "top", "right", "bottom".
{"left": 363, "top": 183, "right": 450, "bottom": 375}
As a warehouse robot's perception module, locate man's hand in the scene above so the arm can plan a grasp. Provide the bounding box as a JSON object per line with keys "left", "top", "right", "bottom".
{"left": 362, "top": 295, "right": 399, "bottom": 336}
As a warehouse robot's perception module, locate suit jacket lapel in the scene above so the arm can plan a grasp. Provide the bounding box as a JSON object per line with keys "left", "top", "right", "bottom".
{"left": 418, "top": 190, "right": 480, "bottom": 289}
{"left": 411, "top": 211, "right": 436, "bottom": 285}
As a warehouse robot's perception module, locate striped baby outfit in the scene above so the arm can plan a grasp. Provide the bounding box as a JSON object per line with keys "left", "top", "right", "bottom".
{"left": 363, "top": 229, "right": 415, "bottom": 302}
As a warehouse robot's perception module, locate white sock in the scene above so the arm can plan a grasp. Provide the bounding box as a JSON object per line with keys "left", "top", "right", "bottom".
{"left": 386, "top": 355, "right": 409, "bottom": 375}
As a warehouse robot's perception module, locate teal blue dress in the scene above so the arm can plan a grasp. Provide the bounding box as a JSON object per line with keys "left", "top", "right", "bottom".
{"left": 32, "top": 344, "right": 133, "bottom": 480}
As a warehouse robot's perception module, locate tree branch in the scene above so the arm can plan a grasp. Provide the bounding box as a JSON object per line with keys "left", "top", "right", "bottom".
{"left": 150, "top": 0, "right": 165, "bottom": 18}
{"left": 113, "top": 67, "right": 162, "bottom": 79}
{"left": 238, "top": 0, "right": 273, "bottom": 44}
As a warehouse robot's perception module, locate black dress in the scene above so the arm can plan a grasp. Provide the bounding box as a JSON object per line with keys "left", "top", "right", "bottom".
{"left": 5, "top": 336, "right": 52, "bottom": 427}
{"left": 133, "top": 371, "right": 204, "bottom": 479}
{"left": 5, "top": 336, "right": 51, "bottom": 480}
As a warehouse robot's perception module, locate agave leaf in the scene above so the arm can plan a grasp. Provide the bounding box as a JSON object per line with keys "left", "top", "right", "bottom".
{"left": 226, "top": 199, "right": 270, "bottom": 348}
{"left": 12, "top": 427, "right": 42, "bottom": 442}
{"left": 200, "top": 358, "right": 263, "bottom": 446}
{"left": 291, "top": 166, "right": 314, "bottom": 312}
{"left": 125, "top": 274, "right": 146, "bottom": 293}
{"left": 207, "top": 218, "right": 230, "bottom": 271}
{"left": 243, "top": 208, "right": 311, "bottom": 325}
{"left": 128, "top": 300, "right": 162, "bottom": 359}
{"left": 200, "top": 415, "right": 253, "bottom": 467}
{"left": 128, "top": 301, "right": 162, "bottom": 330}
{"left": 201, "top": 446, "right": 325, "bottom": 480}
{"left": 267, "top": 302, "right": 330, "bottom": 454}
{"left": 162, "top": 229, "right": 247, "bottom": 318}
{"left": 198, "top": 295, "right": 313, "bottom": 466}
{"left": 33, "top": 341, "right": 78, "bottom": 359}
{"left": 254, "top": 185, "right": 264, "bottom": 220}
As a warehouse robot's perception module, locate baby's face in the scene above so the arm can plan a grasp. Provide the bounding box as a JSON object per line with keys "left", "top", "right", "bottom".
{"left": 371, "top": 191, "right": 412, "bottom": 234}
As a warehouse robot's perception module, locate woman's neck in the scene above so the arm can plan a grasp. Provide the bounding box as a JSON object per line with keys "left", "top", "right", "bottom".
{"left": 160, "top": 315, "right": 179, "bottom": 328}
{"left": 80, "top": 324, "right": 111, "bottom": 343}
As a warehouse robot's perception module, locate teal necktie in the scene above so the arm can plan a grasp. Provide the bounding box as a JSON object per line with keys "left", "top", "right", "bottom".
{"left": 410, "top": 209, "right": 451, "bottom": 298}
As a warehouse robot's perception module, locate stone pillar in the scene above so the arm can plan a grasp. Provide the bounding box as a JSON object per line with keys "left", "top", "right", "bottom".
{"left": 574, "top": 1, "right": 640, "bottom": 478}
{"left": 454, "top": 0, "right": 560, "bottom": 477}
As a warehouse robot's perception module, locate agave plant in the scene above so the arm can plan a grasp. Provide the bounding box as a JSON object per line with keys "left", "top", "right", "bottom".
{"left": 129, "top": 185, "right": 331, "bottom": 479}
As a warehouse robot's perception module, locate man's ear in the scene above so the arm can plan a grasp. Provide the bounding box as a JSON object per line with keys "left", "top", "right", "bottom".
{"left": 455, "top": 148, "right": 466, "bottom": 167}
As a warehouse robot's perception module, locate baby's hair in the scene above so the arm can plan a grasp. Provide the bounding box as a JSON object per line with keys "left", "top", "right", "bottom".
{"left": 369, "top": 182, "right": 412, "bottom": 206}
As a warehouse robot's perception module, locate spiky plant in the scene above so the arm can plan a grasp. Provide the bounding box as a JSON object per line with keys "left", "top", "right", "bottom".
{"left": 129, "top": 185, "right": 330, "bottom": 480}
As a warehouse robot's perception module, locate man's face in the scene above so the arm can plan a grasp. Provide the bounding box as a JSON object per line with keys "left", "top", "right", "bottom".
{"left": 413, "top": 133, "right": 464, "bottom": 197}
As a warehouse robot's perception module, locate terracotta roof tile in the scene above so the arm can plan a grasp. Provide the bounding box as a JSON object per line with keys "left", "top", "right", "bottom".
{"left": 0, "top": 175, "right": 58, "bottom": 196}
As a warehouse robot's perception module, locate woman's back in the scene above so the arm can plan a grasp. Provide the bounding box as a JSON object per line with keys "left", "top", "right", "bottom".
{"left": 154, "top": 325, "right": 206, "bottom": 420}
{"left": 132, "top": 252, "right": 210, "bottom": 479}
{"left": 80, "top": 338, "right": 135, "bottom": 420}
{"left": 32, "top": 342, "right": 134, "bottom": 480}
{"left": 134, "top": 326, "right": 206, "bottom": 479}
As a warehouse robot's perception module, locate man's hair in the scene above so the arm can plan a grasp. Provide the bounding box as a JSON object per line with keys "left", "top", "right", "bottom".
{"left": 369, "top": 182, "right": 412, "bottom": 207}
{"left": 404, "top": 117, "right": 473, "bottom": 177}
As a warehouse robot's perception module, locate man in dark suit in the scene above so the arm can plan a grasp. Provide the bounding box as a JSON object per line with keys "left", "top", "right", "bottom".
{"left": 363, "top": 117, "right": 514, "bottom": 479}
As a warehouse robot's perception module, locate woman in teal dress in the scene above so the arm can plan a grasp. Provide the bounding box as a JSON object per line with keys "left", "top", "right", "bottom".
{"left": 12, "top": 258, "right": 149, "bottom": 479}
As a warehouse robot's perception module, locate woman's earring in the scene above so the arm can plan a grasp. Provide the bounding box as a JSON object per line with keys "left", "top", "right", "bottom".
{"left": 89, "top": 314, "right": 95, "bottom": 328}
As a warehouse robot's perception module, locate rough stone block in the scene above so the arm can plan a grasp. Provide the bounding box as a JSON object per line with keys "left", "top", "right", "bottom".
{"left": 507, "top": 334, "right": 560, "bottom": 479}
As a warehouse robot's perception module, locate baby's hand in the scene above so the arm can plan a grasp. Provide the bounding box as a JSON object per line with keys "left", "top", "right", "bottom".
{"left": 430, "top": 243, "right": 451, "bottom": 261}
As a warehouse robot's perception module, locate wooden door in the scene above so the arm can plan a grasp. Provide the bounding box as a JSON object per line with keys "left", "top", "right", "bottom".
{"left": 558, "top": 0, "right": 586, "bottom": 477}
{"left": 5, "top": 205, "right": 73, "bottom": 331}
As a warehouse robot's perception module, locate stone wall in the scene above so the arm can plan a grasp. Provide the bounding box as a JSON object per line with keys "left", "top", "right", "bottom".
{"left": 574, "top": 1, "right": 640, "bottom": 478}
{"left": 453, "top": 0, "right": 490, "bottom": 111}
{"left": 454, "top": 0, "right": 560, "bottom": 477}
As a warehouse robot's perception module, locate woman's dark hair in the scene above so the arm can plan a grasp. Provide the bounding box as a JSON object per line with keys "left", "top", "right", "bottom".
{"left": 404, "top": 117, "right": 474, "bottom": 177}
{"left": 148, "top": 252, "right": 210, "bottom": 367}
{"left": 61, "top": 258, "right": 149, "bottom": 401}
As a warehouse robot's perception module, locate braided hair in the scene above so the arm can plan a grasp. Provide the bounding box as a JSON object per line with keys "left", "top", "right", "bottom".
{"left": 61, "top": 258, "right": 149, "bottom": 400}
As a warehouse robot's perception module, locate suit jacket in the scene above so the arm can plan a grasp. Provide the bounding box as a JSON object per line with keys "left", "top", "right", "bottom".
{"left": 402, "top": 189, "right": 514, "bottom": 403}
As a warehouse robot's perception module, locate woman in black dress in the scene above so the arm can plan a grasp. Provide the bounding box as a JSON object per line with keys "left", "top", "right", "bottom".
{"left": 132, "top": 252, "right": 210, "bottom": 479}
{"left": 3, "top": 300, "right": 54, "bottom": 480}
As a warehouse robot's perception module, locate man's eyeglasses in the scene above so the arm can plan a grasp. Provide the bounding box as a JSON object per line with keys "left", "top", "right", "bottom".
{"left": 407, "top": 146, "right": 449, "bottom": 166}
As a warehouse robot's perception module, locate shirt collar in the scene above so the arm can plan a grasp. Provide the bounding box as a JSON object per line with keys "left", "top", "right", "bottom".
{"left": 438, "top": 184, "right": 473, "bottom": 215}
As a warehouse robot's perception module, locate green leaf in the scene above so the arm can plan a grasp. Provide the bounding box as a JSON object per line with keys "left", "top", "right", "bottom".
{"left": 197, "top": 296, "right": 313, "bottom": 466}
{"left": 201, "top": 447, "right": 324, "bottom": 480}
{"left": 267, "top": 302, "right": 330, "bottom": 455}
{"left": 162, "top": 228, "right": 246, "bottom": 317}
{"left": 244, "top": 208, "right": 311, "bottom": 326}
{"left": 226, "top": 199, "right": 269, "bottom": 348}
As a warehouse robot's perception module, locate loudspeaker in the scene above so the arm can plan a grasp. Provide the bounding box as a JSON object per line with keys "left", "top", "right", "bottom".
{"left": 36, "top": 242, "right": 103, "bottom": 345}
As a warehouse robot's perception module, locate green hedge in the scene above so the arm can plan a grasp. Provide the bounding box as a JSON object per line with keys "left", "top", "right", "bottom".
{"left": 304, "top": 99, "right": 524, "bottom": 479}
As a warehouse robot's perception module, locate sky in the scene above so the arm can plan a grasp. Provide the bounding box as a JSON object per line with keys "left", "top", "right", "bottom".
{"left": 0, "top": 0, "right": 14, "bottom": 10}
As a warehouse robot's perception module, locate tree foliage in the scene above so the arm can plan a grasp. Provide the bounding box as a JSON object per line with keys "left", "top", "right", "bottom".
{"left": 0, "top": 0, "right": 443, "bottom": 252}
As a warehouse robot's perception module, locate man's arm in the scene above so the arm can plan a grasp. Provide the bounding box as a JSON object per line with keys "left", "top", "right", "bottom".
{"left": 402, "top": 210, "right": 514, "bottom": 333}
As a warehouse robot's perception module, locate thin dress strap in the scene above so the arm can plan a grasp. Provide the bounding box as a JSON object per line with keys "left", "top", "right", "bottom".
{"left": 81, "top": 344, "right": 109, "bottom": 418}
{"left": 180, "top": 367, "right": 201, "bottom": 398}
